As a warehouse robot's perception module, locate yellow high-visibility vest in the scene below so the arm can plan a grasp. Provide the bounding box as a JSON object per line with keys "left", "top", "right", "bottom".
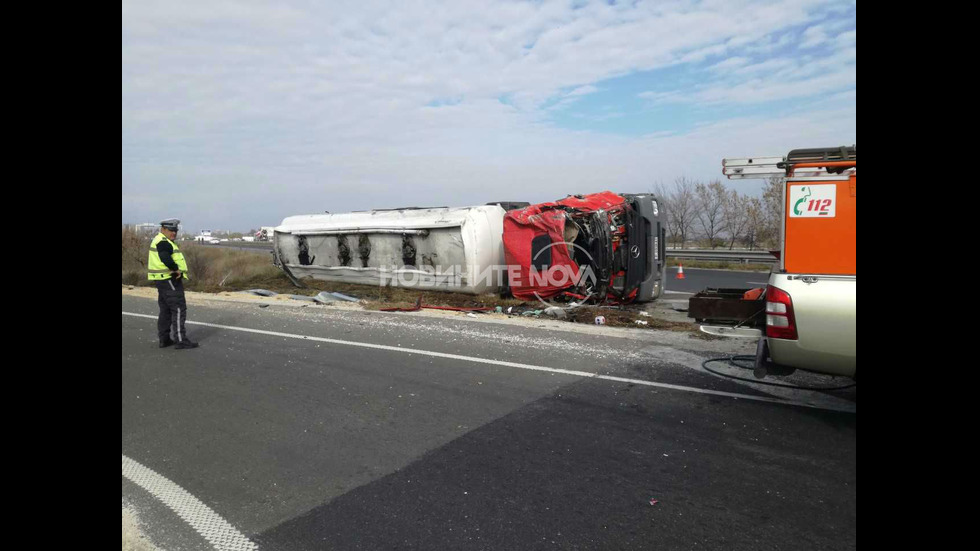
{"left": 147, "top": 233, "right": 190, "bottom": 281}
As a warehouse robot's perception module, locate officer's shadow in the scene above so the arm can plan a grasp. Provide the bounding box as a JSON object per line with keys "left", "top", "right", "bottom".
{"left": 167, "top": 325, "right": 218, "bottom": 343}
{"left": 187, "top": 326, "right": 219, "bottom": 342}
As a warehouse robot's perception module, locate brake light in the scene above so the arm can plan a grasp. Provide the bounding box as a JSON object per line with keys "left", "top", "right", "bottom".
{"left": 765, "top": 285, "right": 798, "bottom": 340}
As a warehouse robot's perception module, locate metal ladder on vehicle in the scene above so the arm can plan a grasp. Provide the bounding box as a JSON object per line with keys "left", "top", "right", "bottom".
{"left": 722, "top": 145, "right": 856, "bottom": 179}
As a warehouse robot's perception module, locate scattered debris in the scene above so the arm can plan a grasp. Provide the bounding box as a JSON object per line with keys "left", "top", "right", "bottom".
{"left": 649, "top": 498, "right": 659, "bottom": 506}
{"left": 237, "top": 288, "right": 357, "bottom": 305}
{"left": 424, "top": 305, "right": 493, "bottom": 312}
{"left": 313, "top": 291, "right": 341, "bottom": 304}
{"left": 635, "top": 320, "right": 648, "bottom": 325}
{"left": 258, "top": 304, "right": 269, "bottom": 308}
{"left": 330, "top": 292, "right": 359, "bottom": 302}
{"left": 595, "top": 316, "right": 606, "bottom": 325}
{"left": 543, "top": 306, "right": 566, "bottom": 319}
{"left": 242, "top": 289, "right": 278, "bottom": 297}
{"left": 312, "top": 291, "right": 360, "bottom": 303}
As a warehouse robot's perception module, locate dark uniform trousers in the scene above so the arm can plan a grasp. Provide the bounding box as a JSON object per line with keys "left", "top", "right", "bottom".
{"left": 156, "top": 278, "right": 189, "bottom": 343}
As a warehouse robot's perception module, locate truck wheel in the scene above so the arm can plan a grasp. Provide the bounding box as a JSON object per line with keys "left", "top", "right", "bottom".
{"left": 753, "top": 339, "right": 770, "bottom": 378}
{"left": 754, "top": 339, "right": 796, "bottom": 378}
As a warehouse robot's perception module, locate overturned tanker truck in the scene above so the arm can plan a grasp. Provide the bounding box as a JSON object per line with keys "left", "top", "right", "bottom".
{"left": 272, "top": 192, "right": 666, "bottom": 303}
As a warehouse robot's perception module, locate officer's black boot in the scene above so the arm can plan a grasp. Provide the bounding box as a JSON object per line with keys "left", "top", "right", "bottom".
{"left": 175, "top": 339, "right": 199, "bottom": 350}
{"left": 159, "top": 338, "right": 175, "bottom": 348}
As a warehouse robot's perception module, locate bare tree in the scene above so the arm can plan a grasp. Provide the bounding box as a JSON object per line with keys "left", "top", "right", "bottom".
{"left": 722, "top": 189, "right": 751, "bottom": 250}
{"left": 761, "top": 176, "right": 785, "bottom": 248}
{"left": 664, "top": 177, "right": 696, "bottom": 248}
{"left": 743, "top": 197, "right": 764, "bottom": 250}
{"left": 695, "top": 180, "right": 727, "bottom": 248}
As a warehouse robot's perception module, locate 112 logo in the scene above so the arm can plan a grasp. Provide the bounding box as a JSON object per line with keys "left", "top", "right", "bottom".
{"left": 789, "top": 184, "right": 836, "bottom": 218}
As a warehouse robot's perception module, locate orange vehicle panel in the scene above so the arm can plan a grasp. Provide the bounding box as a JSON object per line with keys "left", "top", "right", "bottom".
{"left": 783, "top": 175, "right": 856, "bottom": 275}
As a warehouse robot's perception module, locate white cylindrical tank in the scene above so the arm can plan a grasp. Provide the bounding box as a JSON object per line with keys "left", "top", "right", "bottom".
{"left": 273, "top": 205, "right": 506, "bottom": 294}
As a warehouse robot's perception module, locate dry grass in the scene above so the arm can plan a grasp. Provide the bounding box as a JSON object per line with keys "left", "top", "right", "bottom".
{"left": 121, "top": 228, "right": 154, "bottom": 286}
{"left": 121, "top": 228, "right": 282, "bottom": 291}
{"left": 179, "top": 245, "right": 283, "bottom": 292}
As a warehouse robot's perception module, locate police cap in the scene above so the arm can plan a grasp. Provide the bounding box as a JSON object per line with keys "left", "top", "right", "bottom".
{"left": 160, "top": 218, "right": 181, "bottom": 231}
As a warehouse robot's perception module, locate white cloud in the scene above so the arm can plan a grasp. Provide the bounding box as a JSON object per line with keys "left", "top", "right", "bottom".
{"left": 122, "top": 0, "right": 855, "bottom": 230}
{"left": 835, "top": 29, "right": 856, "bottom": 48}
{"left": 636, "top": 90, "right": 688, "bottom": 104}
{"left": 708, "top": 56, "right": 751, "bottom": 71}
{"left": 638, "top": 20, "right": 855, "bottom": 107}
{"left": 800, "top": 24, "right": 831, "bottom": 48}
{"left": 566, "top": 84, "right": 600, "bottom": 97}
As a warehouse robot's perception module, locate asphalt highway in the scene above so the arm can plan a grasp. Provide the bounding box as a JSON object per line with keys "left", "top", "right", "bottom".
{"left": 664, "top": 267, "right": 772, "bottom": 295}
{"left": 122, "top": 294, "right": 855, "bottom": 550}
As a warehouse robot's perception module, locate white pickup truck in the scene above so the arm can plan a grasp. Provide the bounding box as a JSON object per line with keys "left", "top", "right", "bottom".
{"left": 764, "top": 272, "right": 856, "bottom": 376}
{"left": 693, "top": 146, "right": 856, "bottom": 378}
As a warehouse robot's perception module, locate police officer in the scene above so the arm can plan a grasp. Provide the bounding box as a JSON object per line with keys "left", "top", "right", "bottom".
{"left": 148, "top": 219, "right": 199, "bottom": 349}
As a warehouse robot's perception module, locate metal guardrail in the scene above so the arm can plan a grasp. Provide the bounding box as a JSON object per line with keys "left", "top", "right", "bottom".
{"left": 193, "top": 241, "right": 274, "bottom": 252}
{"left": 665, "top": 249, "right": 777, "bottom": 263}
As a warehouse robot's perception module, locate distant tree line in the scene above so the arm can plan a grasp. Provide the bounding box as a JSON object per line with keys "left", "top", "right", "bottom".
{"left": 653, "top": 176, "right": 784, "bottom": 250}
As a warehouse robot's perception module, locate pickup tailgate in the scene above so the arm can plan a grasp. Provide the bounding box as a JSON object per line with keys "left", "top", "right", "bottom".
{"left": 768, "top": 273, "right": 856, "bottom": 376}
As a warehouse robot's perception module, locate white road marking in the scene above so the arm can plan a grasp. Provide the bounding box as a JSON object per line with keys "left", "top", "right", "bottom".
{"left": 122, "top": 454, "right": 258, "bottom": 551}
{"left": 122, "top": 311, "right": 854, "bottom": 413}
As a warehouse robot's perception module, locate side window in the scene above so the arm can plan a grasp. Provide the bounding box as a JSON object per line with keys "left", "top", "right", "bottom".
{"left": 531, "top": 234, "right": 552, "bottom": 271}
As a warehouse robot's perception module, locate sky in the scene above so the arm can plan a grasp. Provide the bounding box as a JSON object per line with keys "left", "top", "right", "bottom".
{"left": 122, "top": 0, "right": 856, "bottom": 234}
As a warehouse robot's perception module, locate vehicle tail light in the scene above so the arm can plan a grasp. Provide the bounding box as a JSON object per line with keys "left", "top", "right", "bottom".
{"left": 765, "top": 285, "right": 798, "bottom": 340}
